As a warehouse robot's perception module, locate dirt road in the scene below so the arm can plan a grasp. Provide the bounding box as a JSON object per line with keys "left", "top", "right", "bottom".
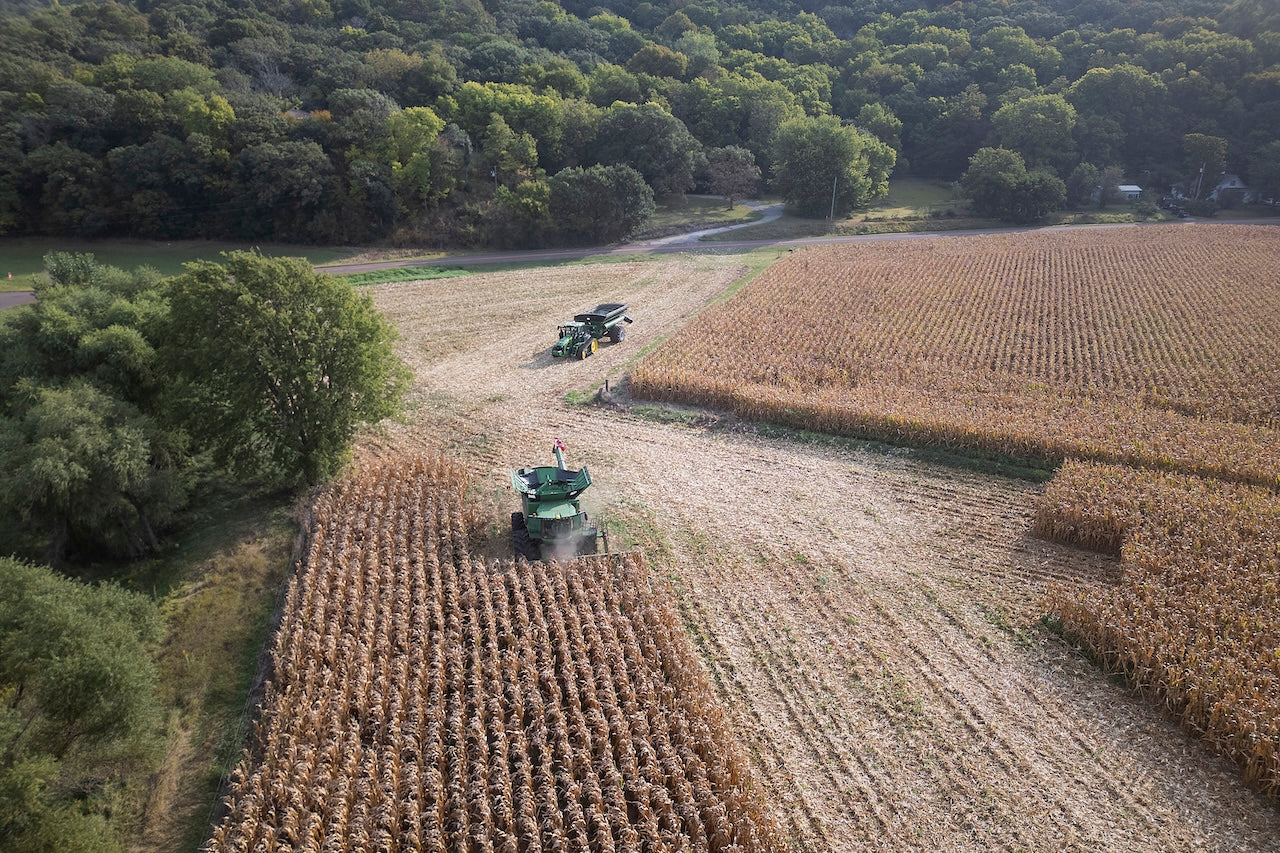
{"left": 319, "top": 217, "right": 1278, "bottom": 277}
{"left": 0, "top": 290, "right": 35, "bottom": 309}
{"left": 362, "top": 254, "right": 1280, "bottom": 851}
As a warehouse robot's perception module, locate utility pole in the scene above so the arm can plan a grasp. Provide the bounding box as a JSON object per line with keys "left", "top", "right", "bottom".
{"left": 829, "top": 173, "right": 838, "bottom": 220}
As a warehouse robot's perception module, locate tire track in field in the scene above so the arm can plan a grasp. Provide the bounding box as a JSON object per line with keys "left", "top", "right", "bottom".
{"left": 636, "top": 448, "right": 1053, "bottom": 849}
{"left": 672, "top": 552, "right": 909, "bottom": 849}
{"left": 861, "top": 579, "right": 1171, "bottom": 850}
{"left": 710, "top": 541, "right": 1046, "bottom": 850}
{"left": 679, "top": 575, "right": 892, "bottom": 850}
{"left": 880, "top": 487, "right": 1190, "bottom": 843}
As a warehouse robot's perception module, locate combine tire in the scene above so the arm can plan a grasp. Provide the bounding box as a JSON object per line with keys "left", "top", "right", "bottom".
{"left": 513, "top": 527, "right": 540, "bottom": 561}
{"left": 511, "top": 511, "right": 526, "bottom": 531}
{"left": 609, "top": 324, "right": 626, "bottom": 343}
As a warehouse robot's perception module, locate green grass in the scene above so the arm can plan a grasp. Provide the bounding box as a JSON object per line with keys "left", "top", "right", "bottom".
{"left": 868, "top": 176, "right": 965, "bottom": 216}
{"left": 702, "top": 178, "right": 976, "bottom": 242}
{"left": 700, "top": 214, "right": 832, "bottom": 242}
{"left": 51, "top": 483, "right": 297, "bottom": 851}
{"left": 340, "top": 265, "right": 473, "bottom": 286}
{"left": 637, "top": 195, "right": 763, "bottom": 236}
{"left": 0, "top": 238, "right": 364, "bottom": 290}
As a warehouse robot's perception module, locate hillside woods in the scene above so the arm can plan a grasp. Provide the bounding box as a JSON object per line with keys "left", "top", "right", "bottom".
{"left": 1, "top": 0, "right": 1278, "bottom": 247}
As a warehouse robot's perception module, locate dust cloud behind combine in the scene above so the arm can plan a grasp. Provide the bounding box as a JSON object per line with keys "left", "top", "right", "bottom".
{"left": 364, "top": 252, "right": 1280, "bottom": 852}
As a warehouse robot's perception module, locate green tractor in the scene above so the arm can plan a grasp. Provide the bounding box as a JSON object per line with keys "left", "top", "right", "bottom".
{"left": 552, "top": 303, "right": 633, "bottom": 359}
{"left": 510, "top": 439, "right": 599, "bottom": 561}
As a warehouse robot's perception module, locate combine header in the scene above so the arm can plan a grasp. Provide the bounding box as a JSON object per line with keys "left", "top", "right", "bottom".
{"left": 552, "top": 303, "right": 633, "bottom": 359}
{"left": 510, "top": 439, "right": 599, "bottom": 561}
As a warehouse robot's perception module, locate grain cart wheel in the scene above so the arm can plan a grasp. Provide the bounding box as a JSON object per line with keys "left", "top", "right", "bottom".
{"left": 590, "top": 338, "right": 599, "bottom": 354}
{"left": 609, "top": 324, "right": 626, "bottom": 343}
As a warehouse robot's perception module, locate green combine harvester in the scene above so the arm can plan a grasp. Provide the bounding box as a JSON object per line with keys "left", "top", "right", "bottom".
{"left": 510, "top": 439, "right": 599, "bottom": 561}
{"left": 552, "top": 302, "right": 633, "bottom": 359}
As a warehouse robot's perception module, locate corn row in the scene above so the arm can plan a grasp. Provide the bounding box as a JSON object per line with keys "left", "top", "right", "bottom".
{"left": 1039, "top": 460, "right": 1280, "bottom": 799}
{"left": 204, "top": 457, "right": 781, "bottom": 852}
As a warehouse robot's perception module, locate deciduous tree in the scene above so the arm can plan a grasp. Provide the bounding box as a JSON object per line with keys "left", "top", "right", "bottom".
{"left": 991, "top": 93, "right": 1076, "bottom": 174}
{"left": 592, "top": 103, "right": 700, "bottom": 198}
{"left": 0, "top": 556, "right": 159, "bottom": 853}
{"left": 771, "top": 115, "right": 894, "bottom": 217}
{"left": 164, "top": 252, "right": 407, "bottom": 487}
{"left": 705, "top": 145, "right": 759, "bottom": 208}
{"left": 548, "top": 164, "right": 654, "bottom": 244}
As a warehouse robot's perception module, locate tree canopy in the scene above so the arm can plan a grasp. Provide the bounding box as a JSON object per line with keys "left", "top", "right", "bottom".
{"left": 0, "top": 557, "right": 161, "bottom": 853}
{"left": 961, "top": 147, "right": 1067, "bottom": 222}
{"left": 164, "top": 252, "right": 408, "bottom": 487}
{"left": 772, "top": 115, "right": 895, "bottom": 217}
{"left": 0, "top": 252, "right": 409, "bottom": 559}
{"left": 0, "top": 256, "right": 186, "bottom": 564}
{"left": 1, "top": 0, "right": 1273, "bottom": 244}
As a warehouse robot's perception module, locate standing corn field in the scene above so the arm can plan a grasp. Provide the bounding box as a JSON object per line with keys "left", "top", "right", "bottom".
{"left": 205, "top": 456, "right": 781, "bottom": 853}
{"left": 630, "top": 225, "right": 1280, "bottom": 486}
{"left": 1038, "top": 461, "right": 1280, "bottom": 798}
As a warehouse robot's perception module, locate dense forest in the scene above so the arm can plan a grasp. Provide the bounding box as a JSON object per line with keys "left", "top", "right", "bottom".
{"left": 0, "top": 0, "right": 1277, "bottom": 245}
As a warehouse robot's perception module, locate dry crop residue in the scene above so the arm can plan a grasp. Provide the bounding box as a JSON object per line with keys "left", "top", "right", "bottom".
{"left": 361, "top": 249, "right": 1280, "bottom": 851}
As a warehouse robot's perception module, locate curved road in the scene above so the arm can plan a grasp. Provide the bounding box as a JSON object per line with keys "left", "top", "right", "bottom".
{"left": 318, "top": 211, "right": 1278, "bottom": 276}
{"left": 5, "top": 214, "right": 1275, "bottom": 300}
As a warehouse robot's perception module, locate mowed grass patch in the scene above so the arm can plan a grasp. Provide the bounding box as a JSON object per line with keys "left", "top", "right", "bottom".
{"left": 340, "top": 265, "right": 473, "bottom": 286}
{"left": 702, "top": 178, "right": 983, "bottom": 242}
{"left": 636, "top": 194, "right": 764, "bottom": 237}
{"left": 0, "top": 237, "right": 362, "bottom": 288}
{"left": 865, "top": 176, "right": 967, "bottom": 218}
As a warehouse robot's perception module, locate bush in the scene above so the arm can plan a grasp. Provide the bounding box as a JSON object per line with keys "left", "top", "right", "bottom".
{"left": 0, "top": 558, "right": 161, "bottom": 852}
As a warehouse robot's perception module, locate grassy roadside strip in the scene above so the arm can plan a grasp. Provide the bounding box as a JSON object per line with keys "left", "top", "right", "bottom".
{"left": 338, "top": 265, "right": 473, "bottom": 286}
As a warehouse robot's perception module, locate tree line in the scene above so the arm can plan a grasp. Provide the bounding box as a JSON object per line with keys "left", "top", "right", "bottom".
{"left": 1, "top": 0, "right": 1276, "bottom": 244}
{"left": 0, "top": 251, "right": 405, "bottom": 849}
{"left": 0, "top": 252, "right": 406, "bottom": 565}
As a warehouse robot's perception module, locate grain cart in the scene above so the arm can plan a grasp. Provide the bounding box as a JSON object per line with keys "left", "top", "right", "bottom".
{"left": 510, "top": 439, "right": 599, "bottom": 560}
{"left": 551, "top": 303, "right": 633, "bottom": 359}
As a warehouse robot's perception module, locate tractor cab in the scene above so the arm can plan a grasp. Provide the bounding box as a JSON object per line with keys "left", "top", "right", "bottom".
{"left": 552, "top": 323, "right": 595, "bottom": 359}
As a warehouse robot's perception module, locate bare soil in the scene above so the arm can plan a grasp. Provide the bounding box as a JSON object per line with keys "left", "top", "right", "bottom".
{"left": 363, "top": 253, "right": 1280, "bottom": 852}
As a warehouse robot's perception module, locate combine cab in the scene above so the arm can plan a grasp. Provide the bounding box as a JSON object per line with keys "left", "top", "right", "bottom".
{"left": 510, "top": 439, "right": 599, "bottom": 561}
{"left": 552, "top": 303, "right": 633, "bottom": 359}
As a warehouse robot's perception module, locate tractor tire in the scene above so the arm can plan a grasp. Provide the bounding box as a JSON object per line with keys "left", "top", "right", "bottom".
{"left": 578, "top": 343, "right": 590, "bottom": 359}
{"left": 513, "top": 528, "right": 540, "bottom": 561}
{"left": 609, "top": 324, "right": 626, "bottom": 343}
{"left": 590, "top": 338, "right": 599, "bottom": 354}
